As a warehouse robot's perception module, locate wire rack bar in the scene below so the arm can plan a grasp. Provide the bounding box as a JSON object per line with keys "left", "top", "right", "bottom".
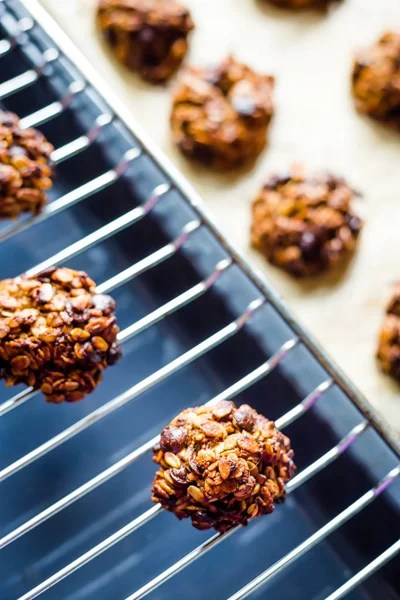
{"left": 0, "top": 386, "right": 36, "bottom": 418}
{"left": 0, "top": 336, "right": 297, "bottom": 551}
{"left": 275, "top": 378, "right": 333, "bottom": 429}
{"left": 227, "top": 464, "right": 400, "bottom": 600}
{"left": 51, "top": 113, "right": 114, "bottom": 165}
{"left": 0, "top": 148, "right": 141, "bottom": 246}
{"left": 0, "top": 16, "right": 34, "bottom": 56}
{"left": 0, "top": 39, "right": 11, "bottom": 56}
{"left": 19, "top": 80, "right": 86, "bottom": 129}
{"left": 16, "top": 413, "right": 359, "bottom": 600}
{"left": 18, "top": 505, "right": 164, "bottom": 600}
{"left": 324, "top": 539, "right": 400, "bottom": 600}
{"left": 285, "top": 421, "right": 369, "bottom": 493}
{"left": 0, "top": 297, "right": 265, "bottom": 483}
{"left": 0, "top": 47, "right": 59, "bottom": 99}
{"left": 96, "top": 219, "right": 202, "bottom": 294}
{"left": 25, "top": 177, "right": 169, "bottom": 276}
{"left": 117, "top": 253, "right": 230, "bottom": 345}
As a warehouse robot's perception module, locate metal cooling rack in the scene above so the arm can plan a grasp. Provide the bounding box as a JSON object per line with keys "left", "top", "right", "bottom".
{"left": 0, "top": 0, "right": 399, "bottom": 599}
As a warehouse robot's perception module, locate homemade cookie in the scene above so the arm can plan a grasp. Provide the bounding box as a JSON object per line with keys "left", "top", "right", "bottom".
{"left": 352, "top": 32, "right": 400, "bottom": 125}
{"left": 152, "top": 401, "right": 295, "bottom": 532}
{"left": 0, "top": 268, "right": 121, "bottom": 403}
{"left": 170, "top": 56, "right": 275, "bottom": 169}
{"left": 251, "top": 166, "right": 362, "bottom": 277}
{"left": 265, "top": 0, "right": 340, "bottom": 8}
{"left": 97, "top": 0, "right": 194, "bottom": 83}
{"left": 0, "top": 111, "right": 53, "bottom": 219}
{"left": 377, "top": 285, "right": 400, "bottom": 382}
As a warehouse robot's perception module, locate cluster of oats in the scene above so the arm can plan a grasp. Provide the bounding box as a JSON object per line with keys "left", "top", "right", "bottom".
{"left": 251, "top": 165, "right": 363, "bottom": 277}
{"left": 352, "top": 32, "right": 400, "bottom": 126}
{"left": 152, "top": 401, "right": 295, "bottom": 532}
{"left": 97, "top": 0, "right": 194, "bottom": 83}
{"left": 170, "top": 56, "right": 275, "bottom": 170}
{"left": 0, "top": 111, "right": 54, "bottom": 219}
{"left": 0, "top": 267, "right": 121, "bottom": 403}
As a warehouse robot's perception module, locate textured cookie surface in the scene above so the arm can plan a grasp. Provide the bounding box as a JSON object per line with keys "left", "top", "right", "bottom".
{"left": 0, "top": 111, "right": 53, "bottom": 219}
{"left": 251, "top": 166, "right": 362, "bottom": 277}
{"left": 352, "top": 32, "right": 400, "bottom": 124}
{"left": 377, "top": 285, "right": 400, "bottom": 382}
{"left": 152, "top": 401, "right": 295, "bottom": 532}
{"left": 97, "top": 0, "right": 194, "bottom": 82}
{"left": 266, "top": 0, "right": 339, "bottom": 7}
{"left": 170, "top": 55, "right": 274, "bottom": 169}
{"left": 0, "top": 267, "right": 121, "bottom": 403}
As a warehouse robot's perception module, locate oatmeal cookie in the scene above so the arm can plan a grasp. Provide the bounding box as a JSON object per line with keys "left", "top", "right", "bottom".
{"left": 152, "top": 401, "right": 295, "bottom": 532}
{"left": 97, "top": 0, "right": 194, "bottom": 83}
{"left": 170, "top": 55, "right": 275, "bottom": 170}
{"left": 377, "top": 285, "right": 400, "bottom": 382}
{"left": 251, "top": 166, "right": 362, "bottom": 277}
{"left": 0, "top": 111, "right": 53, "bottom": 219}
{"left": 352, "top": 32, "right": 400, "bottom": 125}
{"left": 0, "top": 267, "right": 121, "bottom": 403}
{"left": 266, "top": 0, "right": 339, "bottom": 8}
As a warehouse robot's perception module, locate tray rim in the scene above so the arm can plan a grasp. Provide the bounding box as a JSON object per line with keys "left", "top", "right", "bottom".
{"left": 17, "top": 0, "right": 400, "bottom": 457}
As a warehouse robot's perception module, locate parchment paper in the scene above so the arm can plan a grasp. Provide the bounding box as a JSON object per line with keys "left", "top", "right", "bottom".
{"left": 39, "top": 0, "right": 400, "bottom": 432}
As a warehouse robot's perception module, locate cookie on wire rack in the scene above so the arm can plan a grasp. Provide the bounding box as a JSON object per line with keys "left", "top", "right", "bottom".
{"left": 0, "top": 267, "right": 121, "bottom": 403}
{"left": 152, "top": 401, "right": 295, "bottom": 532}
{"left": 0, "top": 110, "right": 53, "bottom": 219}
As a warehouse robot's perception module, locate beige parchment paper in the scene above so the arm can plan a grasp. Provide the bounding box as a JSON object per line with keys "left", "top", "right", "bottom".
{"left": 39, "top": 0, "right": 400, "bottom": 432}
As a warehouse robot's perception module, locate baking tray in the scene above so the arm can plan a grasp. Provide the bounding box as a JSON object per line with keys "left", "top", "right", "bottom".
{"left": 0, "top": 1, "right": 398, "bottom": 599}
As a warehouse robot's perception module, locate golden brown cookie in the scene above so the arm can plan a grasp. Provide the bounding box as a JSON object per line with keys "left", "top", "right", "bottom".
{"left": 0, "top": 111, "right": 53, "bottom": 219}
{"left": 152, "top": 401, "right": 295, "bottom": 532}
{"left": 170, "top": 56, "right": 275, "bottom": 170}
{"left": 97, "top": 0, "right": 194, "bottom": 83}
{"left": 0, "top": 267, "right": 121, "bottom": 403}
{"left": 265, "top": 0, "right": 340, "bottom": 8}
{"left": 251, "top": 166, "right": 362, "bottom": 277}
{"left": 377, "top": 285, "right": 400, "bottom": 382}
{"left": 352, "top": 32, "right": 400, "bottom": 125}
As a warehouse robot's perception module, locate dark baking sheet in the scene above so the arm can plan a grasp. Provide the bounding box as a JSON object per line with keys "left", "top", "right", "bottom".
{"left": 0, "top": 2, "right": 398, "bottom": 599}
